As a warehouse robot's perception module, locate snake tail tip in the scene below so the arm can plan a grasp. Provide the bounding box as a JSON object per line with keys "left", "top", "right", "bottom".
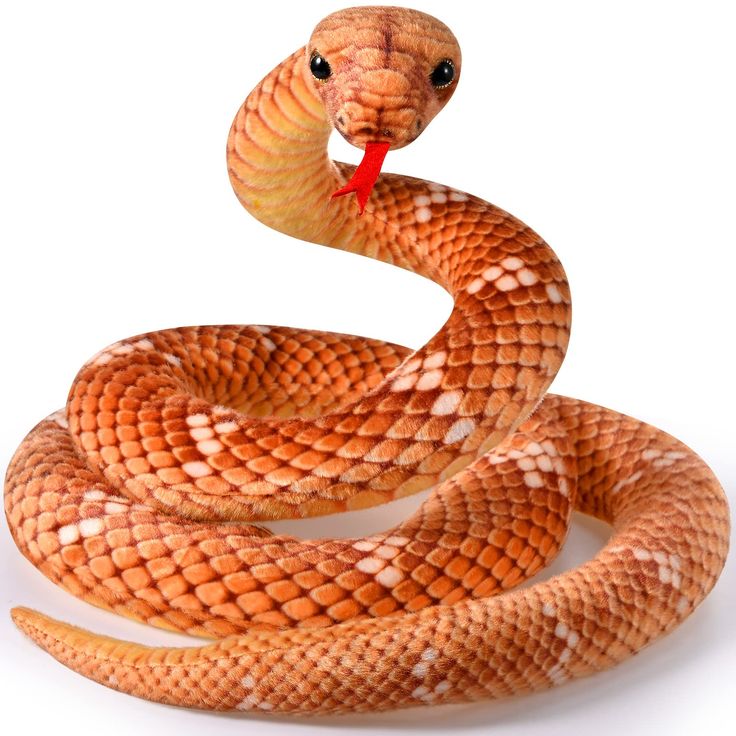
{"left": 11, "top": 606, "right": 100, "bottom": 660}
{"left": 11, "top": 605, "right": 39, "bottom": 631}
{"left": 12, "top": 605, "right": 62, "bottom": 647}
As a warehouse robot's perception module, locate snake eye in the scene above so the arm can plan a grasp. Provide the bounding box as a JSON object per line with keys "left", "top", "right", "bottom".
{"left": 430, "top": 59, "right": 455, "bottom": 88}
{"left": 310, "top": 53, "right": 331, "bottom": 80}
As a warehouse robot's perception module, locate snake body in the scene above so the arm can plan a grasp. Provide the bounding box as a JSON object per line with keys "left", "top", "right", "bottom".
{"left": 5, "top": 6, "right": 729, "bottom": 714}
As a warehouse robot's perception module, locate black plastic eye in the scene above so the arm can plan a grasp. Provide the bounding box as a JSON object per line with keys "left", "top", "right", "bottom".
{"left": 310, "top": 53, "right": 331, "bottom": 80}
{"left": 430, "top": 59, "right": 455, "bottom": 88}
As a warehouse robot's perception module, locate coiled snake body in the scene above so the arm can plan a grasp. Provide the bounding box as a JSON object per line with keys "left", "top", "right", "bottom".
{"left": 5, "top": 6, "right": 729, "bottom": 714}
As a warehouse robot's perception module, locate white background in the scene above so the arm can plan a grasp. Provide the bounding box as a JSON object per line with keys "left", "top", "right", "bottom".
{"left": 1, "top": 1, "right": 734, "bottom": 734}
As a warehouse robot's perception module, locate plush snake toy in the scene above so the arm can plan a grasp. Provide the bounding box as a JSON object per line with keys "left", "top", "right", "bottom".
{"left": 5, "top": 6, "right": 729, "bottom": 715}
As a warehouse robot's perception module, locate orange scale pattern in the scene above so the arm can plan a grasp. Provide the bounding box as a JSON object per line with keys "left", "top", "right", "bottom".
{"left": 5, "top": 4, "right": 728, "bottom": 716}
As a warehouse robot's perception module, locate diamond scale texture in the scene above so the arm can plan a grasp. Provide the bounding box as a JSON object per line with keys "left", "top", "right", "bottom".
{"left": 5, "top": 5, "right": 728, "bottom": 716}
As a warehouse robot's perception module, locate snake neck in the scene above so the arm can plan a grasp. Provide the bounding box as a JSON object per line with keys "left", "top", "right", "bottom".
{"left": 227, "top": 49, "right": 355, "bottom": 251}
{"left": 226, "top": 49, "right": 444, "bottom": 283}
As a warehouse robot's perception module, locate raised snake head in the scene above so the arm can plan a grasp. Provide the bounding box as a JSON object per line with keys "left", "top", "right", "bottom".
{"left": 307, "top": 6, "right": 462, "bottom": 151}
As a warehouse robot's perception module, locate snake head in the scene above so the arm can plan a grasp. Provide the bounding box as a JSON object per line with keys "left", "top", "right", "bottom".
{"left": 307, "top": 6, "right": 461, "bottom": 151}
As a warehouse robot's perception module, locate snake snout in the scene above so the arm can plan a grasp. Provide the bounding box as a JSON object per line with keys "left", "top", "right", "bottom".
{"left": 337, "top": 108, "right": 421, "bottom": 150}
{"left": 352, "top": 121, "right": 395, "bottom": 140}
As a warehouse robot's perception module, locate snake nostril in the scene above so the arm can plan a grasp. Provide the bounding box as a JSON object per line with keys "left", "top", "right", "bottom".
{"left": 380, "top": 129, "right": 395, "bottom": 139}
{"left": 358, "top": 125, "right": 376, "bottom": 136}
{"left": 337, "top": 115, "right": 345, "bottom": 127}
{"left": 416, "top": 119, "right": 423, "bottom": 131}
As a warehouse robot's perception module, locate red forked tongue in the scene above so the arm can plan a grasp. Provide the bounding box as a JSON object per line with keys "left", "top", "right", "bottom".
{"left": 331, "top": 141, "right": 391, "bottom": 214}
